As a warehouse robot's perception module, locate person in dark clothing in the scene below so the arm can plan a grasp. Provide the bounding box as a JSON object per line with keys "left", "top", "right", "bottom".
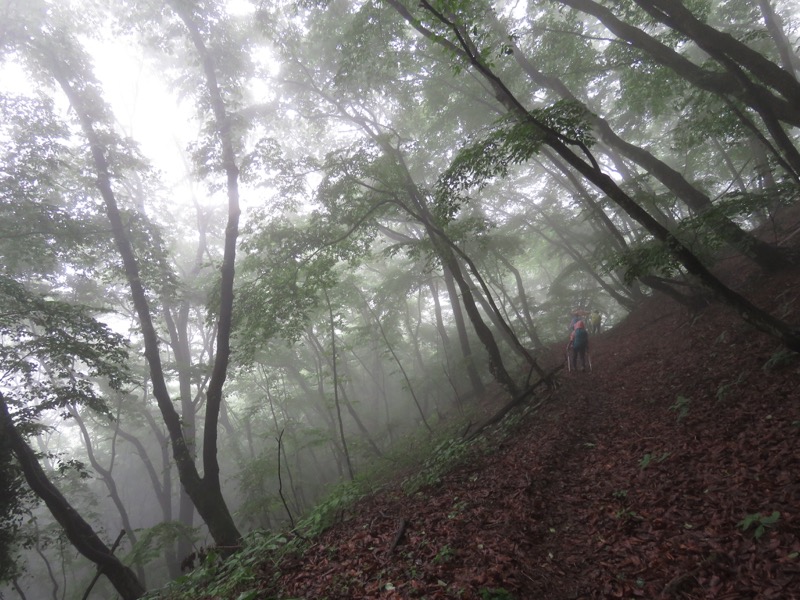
{"left": 570, "top": 320, "right": 589, "bottom": 371}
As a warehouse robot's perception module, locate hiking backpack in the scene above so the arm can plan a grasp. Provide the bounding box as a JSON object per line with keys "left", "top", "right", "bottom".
{"left": 573, "top": 325, "right": 588, "bottom": 348}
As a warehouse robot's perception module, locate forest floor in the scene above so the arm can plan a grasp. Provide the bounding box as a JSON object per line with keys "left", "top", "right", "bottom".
{"left": 200, "top": 230, "right": 800, "bottom": 599}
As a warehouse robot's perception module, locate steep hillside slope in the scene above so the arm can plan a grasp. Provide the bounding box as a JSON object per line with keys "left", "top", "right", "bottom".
{"left": 171, "top": 238, "right": 800, "bottom": 600}
{"left": 235, "top": 257, "right": 800, "bottom": 599}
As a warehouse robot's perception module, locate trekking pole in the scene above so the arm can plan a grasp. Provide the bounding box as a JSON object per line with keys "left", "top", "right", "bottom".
{"left": 588, "top": 350, "right": 593, "bottom": 373}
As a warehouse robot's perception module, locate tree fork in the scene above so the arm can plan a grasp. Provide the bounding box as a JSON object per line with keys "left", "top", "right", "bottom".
{"left": 40, "top": 35, "right": 242, "bottom": 549}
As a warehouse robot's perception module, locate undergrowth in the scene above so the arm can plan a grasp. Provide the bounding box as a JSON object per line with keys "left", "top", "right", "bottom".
{"left": 147, "top": 406, "right": 503, "bottom": 599}
{"left": 143, "top": 529, "right": 299, "bottom": 600}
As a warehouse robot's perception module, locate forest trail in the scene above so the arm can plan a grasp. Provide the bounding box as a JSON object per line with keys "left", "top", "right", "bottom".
{"left": 208, "top": 246, "right": 800, "bottom": 599}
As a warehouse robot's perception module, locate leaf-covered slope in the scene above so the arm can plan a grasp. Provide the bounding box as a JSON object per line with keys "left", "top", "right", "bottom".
{"left": 190, "top": 238, "right": 800, "bottom": 600}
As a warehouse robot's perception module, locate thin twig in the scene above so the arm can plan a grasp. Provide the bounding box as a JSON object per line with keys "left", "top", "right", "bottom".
{"left": 276, "top": 429, "right": 295, "bottom": 530}
{"left": 81, "top": 530, "right": 126, "bottom": 600}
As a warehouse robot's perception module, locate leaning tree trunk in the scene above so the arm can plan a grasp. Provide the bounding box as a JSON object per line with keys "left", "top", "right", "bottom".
{"left": 551, "top": 0, "right": 800, "bottom": 126}
{"left": 413, "top": 1, "right": 800, "bottom": 352}
{"left": 68, "top": 406, "right": 146, "bottom": 585}
{"left": 557, "top": 0, "right": 800, "bottom": 178}
{"left": 436, "top": 241, "right": 520, "bottom": 395}
{"left": 1, "top": 397, "right": 145, "bottom": 600}
{"left": 493, "top": 11, "right": 797, "bottom": 270}
{"left": 361, "top": 295, "right": 433, "bottom": 433}
{"left": 379, "top": 139, "right": 525, "bottom": 395}
{"left": 113, "top": 421, "right": 182, "bottom": 579}
{"left": 633, "top": 0, "right": 800, "bottom": 104}
{"left": 490, "top": 254, "right": 545, "bottom": 349}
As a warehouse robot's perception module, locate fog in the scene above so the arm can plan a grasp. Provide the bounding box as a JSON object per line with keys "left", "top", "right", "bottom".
{"left": 0, "top": 0, "right": 798, "bottom": 597}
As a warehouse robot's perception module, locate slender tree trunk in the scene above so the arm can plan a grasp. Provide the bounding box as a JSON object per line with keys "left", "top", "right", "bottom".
{"left": 11, "top": 577, "right": 28, "bottom": 600}
{"left": 403, "top": 293, "right": 428, "bottom": 374}
{"left": 281, "top": 359, "right": 349, "bottom": 472}
{"left": 323, "top": 291, "right": 355, "bottom": 480}
{"left": 711, "top": 137, "right": 747, "bottom": 192}
{"left": 429, "top": 280, "right": 466, "bottom": 409}
{"left": 348, "top": 343, "right": 394, "bottom": 445}
{"left": 113, "top": 422, "right": 182, "bottom": 579}
{"left": 308, "top": 329, "right": 385, "bottom": 458}
{"left": 442, "top": 265, "right": 486, "bottom": 396}
{"left": 135, "top": 403, "right": 186, "bottom": 578}
{"left": 32, "top": 519, "right": 59, "bottom": 600}
{"left": 528, "top": 211, "right": 638, "bottom": 310}
{"left": 757, "top": 0, "right": 800, "bottom": 78}
{"left": 494, "top": 253, "right": 544, "bottom": 349}
{"left": 265, "top": 388, "right": 302, "bottom": 515}
{"left": 362, "top": 296, "right": 433, "bottom": 433}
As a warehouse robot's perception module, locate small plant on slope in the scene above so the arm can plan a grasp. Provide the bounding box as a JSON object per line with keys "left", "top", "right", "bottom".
{"left": 738, "top": 511, "right": 780, "bottom": 540}
{"left": 669, "top": 395, "right": 690, "bottom": 421}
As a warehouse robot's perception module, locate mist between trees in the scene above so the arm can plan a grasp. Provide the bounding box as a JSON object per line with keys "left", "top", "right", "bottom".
{"left": 0, "top": 0, "right": 798, "bottom": 597}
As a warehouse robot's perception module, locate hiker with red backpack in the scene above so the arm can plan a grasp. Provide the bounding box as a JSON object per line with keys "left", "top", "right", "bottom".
{"left": 568, "top": 308, "right": 588, "bottom": 332}
{"left": 567, "top": 319, "right": 591, "bottom": 372}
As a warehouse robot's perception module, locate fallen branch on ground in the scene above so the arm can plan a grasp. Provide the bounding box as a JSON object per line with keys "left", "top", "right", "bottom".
{"left": 465, "top": 364, "right": 563, "bottom": 441}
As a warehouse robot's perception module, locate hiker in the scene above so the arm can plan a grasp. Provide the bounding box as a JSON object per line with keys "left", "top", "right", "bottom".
{"left": 590, "top": 309, "right": 601, "bottom": 334}
{"left": 570, "top": 320, "right": 589, "bottom": 372}
{"left": 568, "top": 308, "right": 586, "bottom": 332}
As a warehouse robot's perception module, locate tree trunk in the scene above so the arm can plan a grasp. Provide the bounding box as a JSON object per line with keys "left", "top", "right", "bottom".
{"left": 0, "top": 397, "right": 145, "bottom": 600}
{"left": 323, "top": 291, "right": 355, "bottom": 480}
{"left": 442, "top": 265, "right": 486, "bottom": 396}
{"left": 362, "top": 296, "right": 433, "bottom": 433}
{"left": 552, "top": 0, "right": 800, "bottom": 126}
{"left": 307, "top": 329, "right": 385, "bottom": 458}
{"left": 377, "top": 141, "right": 524, "bottom": 395}
{"left": 634, "top": 0, "right": 800, "bottom": 103}
{"left": 584, "top": 0, "right": 800, "bottom": 176}
{"left": 493, "top": 252, "right": 544, "bottom": 349}
{"left": 757, "top": 0, "right": 800, "bottom": 78}
{"left": 68, "top": 406, "right": 145, "bottom": 585}
{"left": 438, "top": 244, "right": 520, "bottom": 395}
{"left": 113, "top": 422, "right": 182, "bottom": 579}
{"left": 166, "top": 0, "right": 243, "bottom": 549}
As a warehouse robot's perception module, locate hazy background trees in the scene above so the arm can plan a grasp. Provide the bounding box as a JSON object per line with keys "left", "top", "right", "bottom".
{"left": 0, "top": 0, "right": 797, "bottom": 596}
